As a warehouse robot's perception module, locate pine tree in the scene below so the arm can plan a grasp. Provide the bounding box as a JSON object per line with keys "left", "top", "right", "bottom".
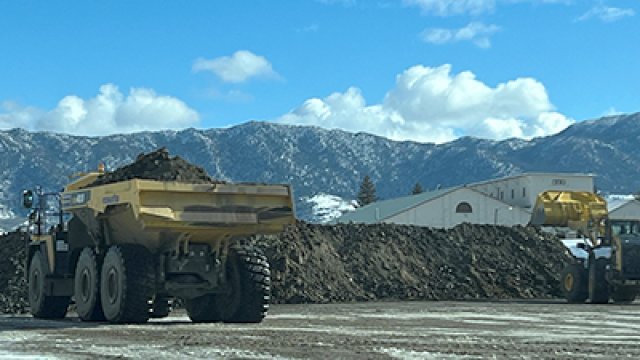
{"left": 357, "top": 175, "right": 377, "bottom": 206}
{"left": 411, "top": 182, "right": 424, "bottom": 195}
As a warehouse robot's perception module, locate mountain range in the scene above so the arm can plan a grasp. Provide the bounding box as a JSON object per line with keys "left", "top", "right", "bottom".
{"left": 1, "top": 112, "right": 639, "bottom": 230}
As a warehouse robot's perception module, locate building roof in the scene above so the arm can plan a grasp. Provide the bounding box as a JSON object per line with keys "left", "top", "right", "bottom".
{"left": 336, "top": 186, "right": 460, "bottom": 224}
{"left": 467, "top": 172, "right": 595, "bottom": 188}
{"left": 608, "top": 197, "right": 640, "bottom": 212}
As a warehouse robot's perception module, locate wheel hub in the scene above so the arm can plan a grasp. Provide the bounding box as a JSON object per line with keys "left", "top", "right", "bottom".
{"left": 564, "top": 273, "right": 574, "bottom": 291}
{"left": 80, "top": 269, "right": 91, "bottom": 302}
{"left": 106, "top": 268, "right": 119, "bottom": 305}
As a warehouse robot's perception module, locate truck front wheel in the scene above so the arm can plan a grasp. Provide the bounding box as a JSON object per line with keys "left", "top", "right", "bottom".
{"left": 74, "top": 248, "right": 105, "bottom": 321}
{"left": 28, "top": 251, "right": 69, "bottom": 319}
{"left": 100, "top": 245, "right": 154, "bottom": 323}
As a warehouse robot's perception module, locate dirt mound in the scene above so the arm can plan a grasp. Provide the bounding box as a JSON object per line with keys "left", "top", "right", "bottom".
{"left": 254, "top": 222, "right": 573, "bottom": 304}
{"left": 87, "top": 147, "right": 224, "bottom": 187}
{"left": 0, "top": 231, "right": 28, "bottom": 313}
{"left": 1, "top": 222, "right": 572, "bottom": 314}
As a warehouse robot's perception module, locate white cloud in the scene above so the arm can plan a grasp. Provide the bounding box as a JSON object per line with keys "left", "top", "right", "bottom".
{"left": 193, "top": 50, "right": 279, "bottom": 83}
{"left": 277, "top": 64, "right": 574, "bottom": 143}
{"left": 576, "top": 5, "right": 635, "bottom": 22}
{"left": 404, "top": 0, "right": 573, "bottom": 16}
{"left": 421, "top": 22, "right": 500, "bottom": 48}
{"left": 0, "top": 84, "right": 199, "bottom": 136}
{"left": 403, "top": 0, "right": 497, "bottom": 16}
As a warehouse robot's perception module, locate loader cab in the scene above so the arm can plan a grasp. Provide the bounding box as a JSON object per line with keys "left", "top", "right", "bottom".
{"left": 608, "top": 219, "right": 640, "bottom": 281}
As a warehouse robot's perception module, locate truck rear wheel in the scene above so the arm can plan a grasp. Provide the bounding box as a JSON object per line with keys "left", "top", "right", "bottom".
{"left": 100, "top": 245, "right": 154, "bottom": 323}
{"left": 224, "top": 245, "right": 270, "bottom": 323}
{"left": 588, "top": 258, "right": 610, "bottom": 304}
{"left": 74, "top": 248, "right": 105, "bottom": 321}
{"left": 186, "top": 244, "right": 270, "bottom": 323}
{"left": 28, "top": 251, "right": 69, "bottom": 319}
{"left": 560, "top": 263, "right": 588, "bottom": 303}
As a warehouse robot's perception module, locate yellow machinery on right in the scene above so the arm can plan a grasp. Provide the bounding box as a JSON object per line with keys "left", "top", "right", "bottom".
{"left": 531, "top": 191, "right": 640, "bottom": 304}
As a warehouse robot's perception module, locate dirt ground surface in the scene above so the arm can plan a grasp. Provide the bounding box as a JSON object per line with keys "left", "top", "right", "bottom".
{"left": 1, "top": 300, "right": 639, "bottom": 359}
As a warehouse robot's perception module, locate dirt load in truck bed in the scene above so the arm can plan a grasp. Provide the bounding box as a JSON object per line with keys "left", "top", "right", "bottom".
{"left": 86, "top": 147, "right": 225, "bottom": 187}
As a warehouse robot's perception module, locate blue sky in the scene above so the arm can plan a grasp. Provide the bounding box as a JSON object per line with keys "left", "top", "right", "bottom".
{"left": 0, "top": 0, "right": 638, "bottom": 143}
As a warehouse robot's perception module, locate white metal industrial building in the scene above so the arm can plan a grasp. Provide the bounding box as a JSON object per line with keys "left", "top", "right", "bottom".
{"left": 336, "top": 173, "right": 597, "bottom": 229}
{"left": 608, "top": 197, "right": 640, "bottom": 221}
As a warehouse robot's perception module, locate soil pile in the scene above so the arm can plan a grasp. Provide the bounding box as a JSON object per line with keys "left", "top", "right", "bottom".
{"left": 254, "top": 222, "right": 573, "bottom": 304}
{"left": 0, "top": 231, "right": 28, "bottom": 313}
{"left": 87, "top": 147, "right": 224, "bottom": 187}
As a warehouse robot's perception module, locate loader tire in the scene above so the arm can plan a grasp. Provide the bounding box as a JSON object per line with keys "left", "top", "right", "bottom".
{"left": 186, "top": 244, "right": 270, "bottom": 323}
{"left": 74, "top": 248, "right": 105, "bottom": 321}
{"left": 588, "top": 257, "right": 610, "bottom": 304}
{"left": 100, "top": 245, "right": 154, "bottom": 323}
{"left": 28, "top": 251, "right": 69, "bottom": 319}
{"left": 612, "top": 287, "right": 638, "bottom": 304}
{"left": 560, "top": 263, "right": 588, "bottom": 303}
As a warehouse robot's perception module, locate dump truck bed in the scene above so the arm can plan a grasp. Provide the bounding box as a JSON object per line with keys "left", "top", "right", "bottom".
{"left": 62, "top": 179, "right": 295, "bottom": 250}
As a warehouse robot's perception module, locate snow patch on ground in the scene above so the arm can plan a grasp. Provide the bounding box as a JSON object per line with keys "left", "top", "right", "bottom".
{"left": 302, "top": 193, "right": 357, "bottom": 223}
{"left": 377, "top": 347, "right": 475, "bottom": 359}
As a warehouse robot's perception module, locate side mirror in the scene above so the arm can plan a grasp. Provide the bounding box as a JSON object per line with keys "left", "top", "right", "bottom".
{"left": 22, "top": 190, "right": 34, "bottom": 208}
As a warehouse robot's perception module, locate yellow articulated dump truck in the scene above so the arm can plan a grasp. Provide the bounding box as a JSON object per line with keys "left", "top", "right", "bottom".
{"left": 21, "top": 169, "right": 294, "bottom": 323}
{"left": 531, "top": 191, "right": 640, "bottom": 304}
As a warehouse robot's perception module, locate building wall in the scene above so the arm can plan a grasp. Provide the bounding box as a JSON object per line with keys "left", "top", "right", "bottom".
{"left": 470, "top": 173, "right": 594, "bottom": 209}
{"left": 385, "top": 188, "right": 531, "bottom": 229}
{"left": 610, "top": 200, "right": 640, "bottom": 220}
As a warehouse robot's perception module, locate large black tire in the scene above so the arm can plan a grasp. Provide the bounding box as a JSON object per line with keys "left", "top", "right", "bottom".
{"left": 560, "top": 263, "right": 588, "bottom": 303}
{"left": 100, "top": 245, "right": 155, "bottom": 323}
{"left": 612, "top": 287, "right": 638, "bottom": 304}
{"left": 589, "top": 257, "right": 611, "bottom": 304}
{"left": 28, "top": 251, "right": 69, "bottom": 319}
{"left": 74, "top": 248, "right": 105, "bottom": 321}
{"left": 186, "top": 244, "right": 270, "bottom": 323}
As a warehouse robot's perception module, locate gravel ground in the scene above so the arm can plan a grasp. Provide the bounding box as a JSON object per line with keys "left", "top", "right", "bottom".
{"left": 1, "top": 300, "right": 639, "bottom": 359}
